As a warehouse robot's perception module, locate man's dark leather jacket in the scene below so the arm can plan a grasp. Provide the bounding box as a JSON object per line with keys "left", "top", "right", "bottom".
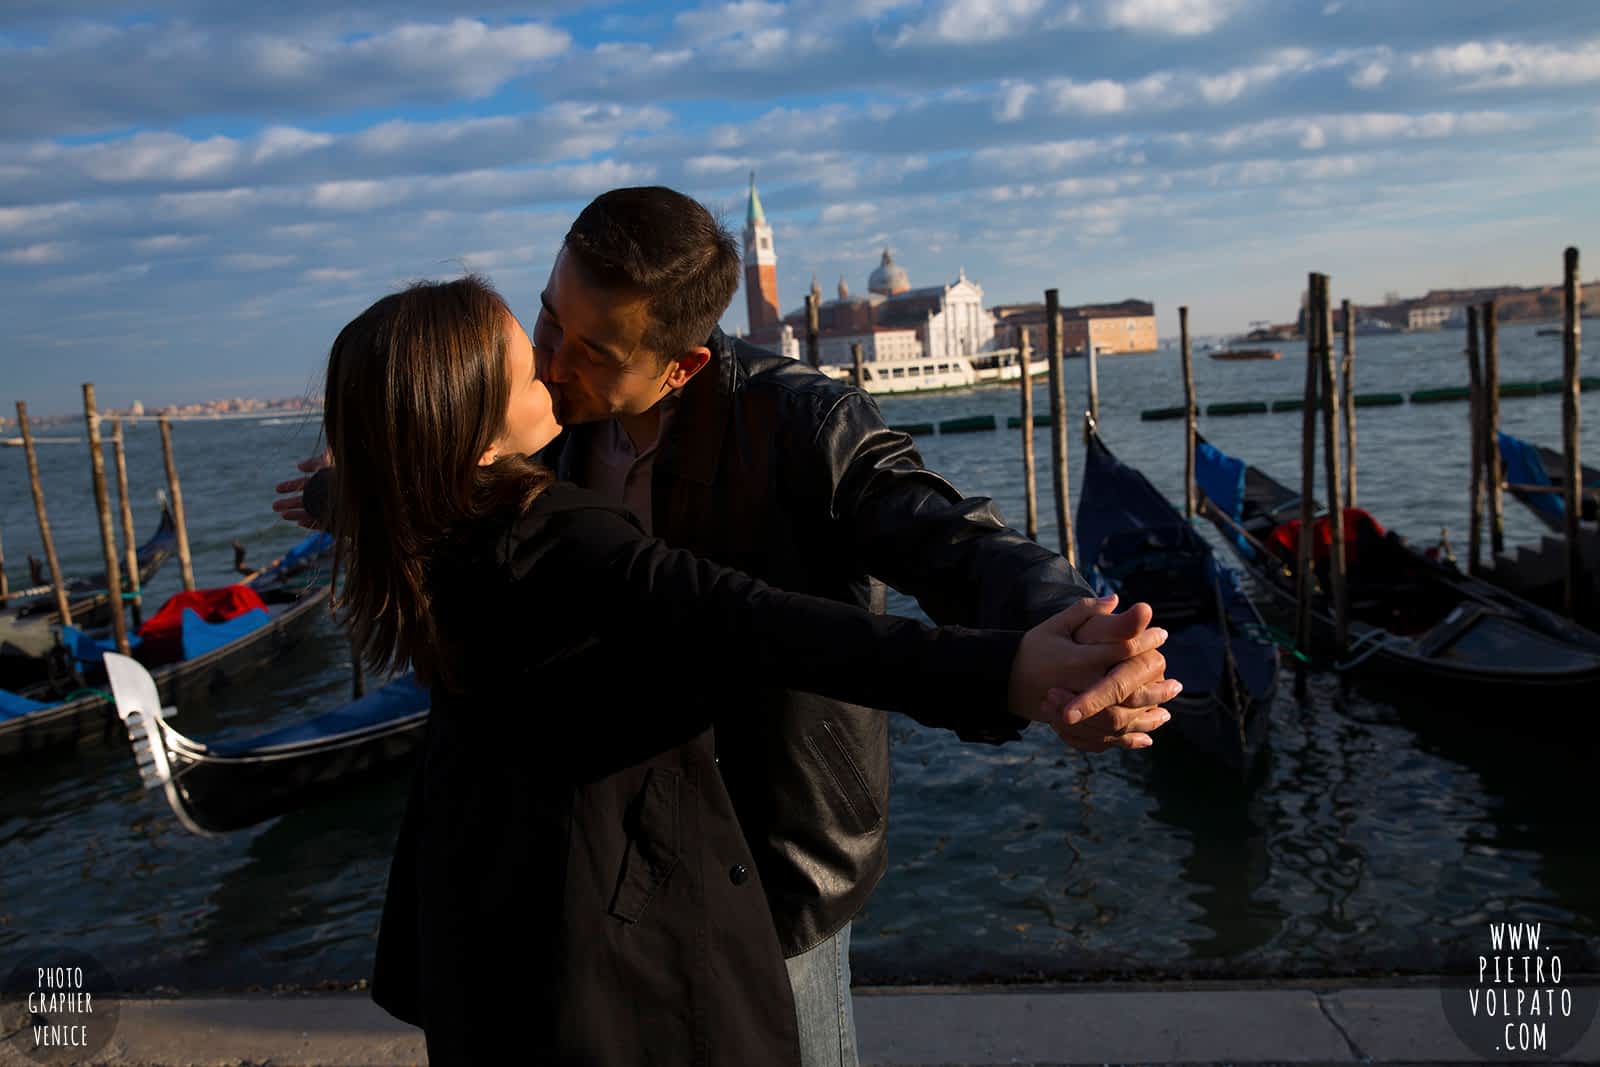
{"left": 543, "top": 328, "right": 1096, "bottom": 956}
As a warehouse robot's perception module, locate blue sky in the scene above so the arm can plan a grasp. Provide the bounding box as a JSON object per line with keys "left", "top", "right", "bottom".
{"left": 3, "top": 0, "right": 1598, "bottom": 415}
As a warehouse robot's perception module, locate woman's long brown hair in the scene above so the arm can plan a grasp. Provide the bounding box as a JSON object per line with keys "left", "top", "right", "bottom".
{"left": 323, "top": 275, "right": 552, "bottom": 687}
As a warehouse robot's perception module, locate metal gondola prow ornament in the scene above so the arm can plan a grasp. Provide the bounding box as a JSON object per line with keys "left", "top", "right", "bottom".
{"left": 103, "top": 652, "right": 217, "bottom": 838}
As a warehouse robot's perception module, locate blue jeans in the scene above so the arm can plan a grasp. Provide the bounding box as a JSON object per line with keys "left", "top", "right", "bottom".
{"left": 784, "top": 922, "right": 859, "bottom": 1067}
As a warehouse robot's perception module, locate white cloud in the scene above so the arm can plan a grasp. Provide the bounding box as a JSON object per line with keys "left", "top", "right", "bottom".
{"left": 252, "top": 125, "right": 336, "bottom": 164}
{"left": 1, "top": 242, "right": 70, "bottom": 264}
{"left": 1411, "top": 38, "right": 1600, "bottom": 90}
{"left": 674, "top": 2, "right": 787, "bottom": 39}
{"left": 820, "top": 202, "right": 878, "bottom": 225}
{"left": 894, "top": 0, "right": 1047, "bottom": 45}
{"left": 1051, "top": 79, "right": 1132, "bottom": 114}
{"left": 0, "top": 17, "right": 571, "bottom": 138}
{"left": 303, "top": 267, "right": 362, "bottom": 283}
{"left": 1349, "top": 60, "right": 1389, "bottom": 90}
{"left": 220, "top": 252, "right": 296, "bottom": 271}
{"left": 134, "top": 234, "right": 205, "bottom": 252}
{"left": 1104, "top": 0, "right": 1238, "bottom": 36}
{"left": 995, "top": 81, "right": 1036, "bottom": 122}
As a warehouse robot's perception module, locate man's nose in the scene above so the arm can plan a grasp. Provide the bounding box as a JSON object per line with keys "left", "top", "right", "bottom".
{"left": 542, "top": 345, "right": 570, "bottom": 383}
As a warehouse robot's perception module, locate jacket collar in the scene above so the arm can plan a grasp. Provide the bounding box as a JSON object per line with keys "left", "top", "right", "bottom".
{"left": 653, "top": 326, "right": 738, "bottom": 487}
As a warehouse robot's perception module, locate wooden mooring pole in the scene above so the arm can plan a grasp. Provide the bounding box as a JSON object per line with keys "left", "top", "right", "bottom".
{"left": 1294, "top": 274, "right": 1322, "bottom": 687}
{"left": 83, "top": 384, "right": 130, "bottom": 654}
{"left": 1085, "top": 341, "right": 1100, "bottom": 441}
{"left": 1180, "top": 306, "right": 1197, "bottom": 518}
{"left": 1465, "top": 306, "right": 1485, "bottom": 575}
{"left": 1341, "top": 299, "right": 1357, "bottom": 509}
{"left": 1018, "top": 326, "right": 1039, "bottom": 541}
{"left": 1562, "top": 247, "right": 1583, "bottom": 619}
{"left": 111, "top": 416, "right": 143, "bottom": 626}
{"left": 0, "top": 526, "right": 8, "bottom": 607}
{"left": 159, "top": 417, "right": 197, "bottom": 592}
{"left": 1481, "top": 299, "right": 1504, "bottom": 557}
{"left": 1317, "top": 278, "right": 1348, "bottom": 653}
{"left": 805, "top": 292, "right": 820, "bottom": 370}
{"left": 1044, "top": 289, "right": 1076, "bottom": 567}
{"left": 17, "top": 401, "right": 73, "bottom": 625}
{"left": 851, "top": 341, "right": 864, "bottom": 389}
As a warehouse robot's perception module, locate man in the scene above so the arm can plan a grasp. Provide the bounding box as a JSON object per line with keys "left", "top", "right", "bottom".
{"left": 278, "top": 186, "right": 1176, "bottom": 1066}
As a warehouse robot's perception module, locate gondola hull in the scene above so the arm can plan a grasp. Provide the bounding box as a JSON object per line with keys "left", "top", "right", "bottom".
{"left": 0, "top": 585, "right": 330, "bottom": 762}
{"left": 1077, "top": 427, "right": 1277, "bottom": 774}
{"left": 104, "top": 655, "right": 429, "bottom": 835}
{"left": 0, "top": 504, "right": 179, "bottom": 692}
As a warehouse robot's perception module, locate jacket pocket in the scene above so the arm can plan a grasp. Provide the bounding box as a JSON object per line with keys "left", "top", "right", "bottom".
{"left": 607, "top": 767, "right": 682, "bottom": 923}
{"left": 806, "top": 721, "right": 883, "bottom": 836}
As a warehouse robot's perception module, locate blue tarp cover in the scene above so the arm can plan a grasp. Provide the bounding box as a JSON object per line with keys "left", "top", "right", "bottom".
{"left": 60, "top": 625, "right": 142, "bottom": 670}
{"left": 1498, "top": 431, "right": 1560, "bottom": 521}
{"left": 1195, "top": 440, "right": 1251, "bottom": 556}
{"left": 208, "top": 674, "right": 428, "bottom": 755}
{"left": 0, "top": 688, "right": 52, "bottom": 721}
{"left": 180, "top": 607, "right": 270, "bottom": 660}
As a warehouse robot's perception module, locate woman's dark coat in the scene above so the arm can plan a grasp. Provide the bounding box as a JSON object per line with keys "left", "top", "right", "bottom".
{"left": 369, "top": 483, "right": 1021, "bottom": 1065}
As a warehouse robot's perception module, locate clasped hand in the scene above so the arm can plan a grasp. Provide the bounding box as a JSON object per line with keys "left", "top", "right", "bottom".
{"left": 1009, "top": 594, "right": 1179, "bottom": 753}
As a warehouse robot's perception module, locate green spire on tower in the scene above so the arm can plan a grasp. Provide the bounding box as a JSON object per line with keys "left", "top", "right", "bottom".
{"left": 746, "top": 171, "right": 766, "bottom": 228}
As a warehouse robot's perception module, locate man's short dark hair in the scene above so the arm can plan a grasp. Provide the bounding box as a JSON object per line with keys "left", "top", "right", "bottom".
{"left": 563, "top": 186, "right": 742, "bottom": 365}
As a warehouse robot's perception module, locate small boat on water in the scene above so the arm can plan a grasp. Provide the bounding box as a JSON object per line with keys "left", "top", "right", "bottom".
{"left": 104, "top": 652, "right": 428, "bottom": 835}
{"left": 1, "top": 435, "right": 80, "bottom": 447}
{"left": 2, "top": 499, "right": 177, "bottom": 626}
{"left": 0, "top": 500, "right": 178, "bottom": 693}
{"left": 1194, "top": 435, "right": 1600, "bottom": 706}
{"left": 818, "top": 354, "right": 978, "bottom": 394}
{"left": 1211, "top": 348, "right": 1281, "bottom": 361}
{"left": 1077, "top": 421, "right": 1277, "bottom": 773}
{"left": 1497, "top": 431, "right": 1600, "bottom": 530}
{"left": 0, "top": 532, "right": 335, "bottom": 761}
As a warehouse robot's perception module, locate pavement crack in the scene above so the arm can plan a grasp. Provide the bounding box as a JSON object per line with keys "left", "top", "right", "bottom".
{"left": 1314, "top": 989, "right": 1369, "bottom": 1062}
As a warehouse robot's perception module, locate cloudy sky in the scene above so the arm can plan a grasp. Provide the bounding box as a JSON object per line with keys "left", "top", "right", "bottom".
{"left": 3, "top": 1, "right": 1598, "bottom": 414}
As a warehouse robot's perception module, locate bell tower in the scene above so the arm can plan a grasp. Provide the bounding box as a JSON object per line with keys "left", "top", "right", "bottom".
{"left": 743, "top": 173, "right": 780, "bottom": 333}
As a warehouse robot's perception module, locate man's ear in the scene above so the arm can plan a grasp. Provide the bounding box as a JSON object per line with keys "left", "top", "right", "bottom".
{"left": 664, "top": 346, "right": 712, "bottom": 390}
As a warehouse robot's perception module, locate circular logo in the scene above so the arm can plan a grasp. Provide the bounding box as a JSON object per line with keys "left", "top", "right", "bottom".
{"left": 1440, "top": 922, "right": 1599, "bottom": 1060}
{"left": 3, "top": 950, "right": 121, "bottom": 1063}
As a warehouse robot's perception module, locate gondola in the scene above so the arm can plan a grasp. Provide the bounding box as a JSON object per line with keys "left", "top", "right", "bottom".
{"left": 1193, "top": 434, "right": 1600, "bottom": 703}
{"left": 1497, "top": 431, "right": 1599, "bottom": 531}
{"left": 104, "top": 652, "right": 428, "bottom": 835}
{"left": 1076, "top": 420, "right": 1277, "bottom": 773}
{"left": 1, "top": 498, "right": 178, "bottom": 625}
{"left": 0, "top": 532, "right": 335, "bottom": 761}
{"left": 0, "top": 500, "right": 178, "bottom": 692}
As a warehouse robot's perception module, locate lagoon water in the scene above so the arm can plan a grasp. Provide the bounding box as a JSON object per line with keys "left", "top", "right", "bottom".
{"left": 2, "top": 319, "right": 1596, "bottom": 990}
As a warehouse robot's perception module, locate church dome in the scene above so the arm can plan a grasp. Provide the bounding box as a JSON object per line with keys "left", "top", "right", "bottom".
{"left": 868, "top": 248, "right": 910, "bottom": 296}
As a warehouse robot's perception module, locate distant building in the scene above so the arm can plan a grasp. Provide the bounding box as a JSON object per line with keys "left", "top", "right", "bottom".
{"left": 991, "top": 299, "right": 1157, "bottom": 355}
{"left": 741, "top": 182, "right": 996, "bottom": 366}
{"left": 742, "top": 173, "right": 781, "bottom": 336}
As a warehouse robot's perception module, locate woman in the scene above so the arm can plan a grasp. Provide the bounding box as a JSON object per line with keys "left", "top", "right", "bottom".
{"left": 322, "top": 276, "right": 1168, "bottom": 1065}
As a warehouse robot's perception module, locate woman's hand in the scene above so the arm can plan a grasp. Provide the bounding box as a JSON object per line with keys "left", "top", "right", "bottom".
{"left": 272, "top": 450, "right": 332, "bottom": 528}
{"left": 1007, "top": 597, "right": 1179, "bottom": 751}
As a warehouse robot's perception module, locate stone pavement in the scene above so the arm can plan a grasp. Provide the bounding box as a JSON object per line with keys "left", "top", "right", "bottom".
{"left": 3, "top": 980, "right": 1597, "bottom": 1065}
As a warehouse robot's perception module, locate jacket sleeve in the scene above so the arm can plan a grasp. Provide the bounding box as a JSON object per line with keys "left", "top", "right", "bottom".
{"left": 510, "top": 501, "right": 1024, "bottom": 721}
{"left": 807, "top": 390, "right": 1098, "bottom": 742}
{"left": 816, "top": 391, "right": 1095, "bottom": 626}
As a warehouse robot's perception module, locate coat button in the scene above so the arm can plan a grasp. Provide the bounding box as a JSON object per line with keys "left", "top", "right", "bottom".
{"left": 729, "top": 864, "right": 750, "bottom": 886}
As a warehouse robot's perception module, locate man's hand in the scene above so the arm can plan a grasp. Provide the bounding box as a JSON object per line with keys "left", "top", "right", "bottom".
{"left": 272, "top": 450, "right": 331, "bottom": 529}
{"left": 1007, "top": 596, "right": 1178, "bottom": 752}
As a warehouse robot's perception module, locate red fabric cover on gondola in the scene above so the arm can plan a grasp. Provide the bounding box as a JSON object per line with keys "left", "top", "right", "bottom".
{"left": 1267, "top": 508, "right": 1386, "bottom": 567}
{"left": 136, "top": 585, "right": 268, "bottom": 664}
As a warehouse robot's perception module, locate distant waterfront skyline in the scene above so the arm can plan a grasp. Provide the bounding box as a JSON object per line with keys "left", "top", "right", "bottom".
{"left": 3, "top": 2, "right": 1597, "bottom": 416}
